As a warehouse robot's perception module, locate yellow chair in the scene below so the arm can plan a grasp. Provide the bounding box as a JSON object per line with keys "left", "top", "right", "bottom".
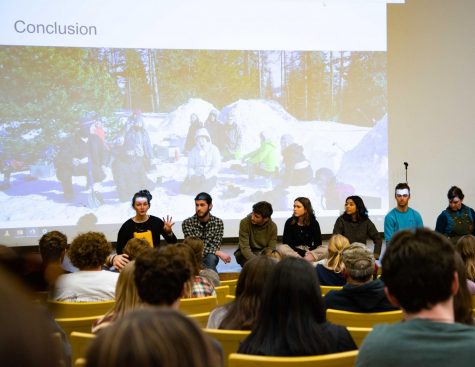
{"left": 320, "top": 285, "right": 343, "bottom": 296}
{"left": 225, "top": 295, "right": 236, "bottom": 302}
{"left": 326, "top": 309, "right": 403, "bottom": 328}
{"left": 219, "top": 272, "right": 240, "bottom": 281}
{"left": 215, "top": 285, "right": 231, "bottom": 305}
{"left": 188, "top": 312, "right": 211, "bottom": 327}
{"left": 220, "top": 279, "right": 238, "bottom": 295}
{"left": 70, "top": 332, "right": 96, "bottom": 363}
{"left": 228, "top": 350, "right": 358, "bottom": 367}
{"left": 203, "top": 329, "right": 251, "bottom": 367}
{"left": 347, "top": 326, "right": 372, "bottom": 348}
{"left": 179, "top": 296, "right": 218, "bottom": 315}
{"left": 75, "top": 358, "right": 87, "bottom": 367}
{"left": 48, "top": 300, "right": 115, "bottom": 318}
{"left": 56, "top": 316, "right": 100, "bottom": 338}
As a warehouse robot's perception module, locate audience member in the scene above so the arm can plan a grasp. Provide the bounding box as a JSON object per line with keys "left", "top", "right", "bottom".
{"left": 234, "top": 201, "right": 277, "bottom": 267}
{"left": 453, "top": 253, "right": 474, "bottom": 325}
{"left": 92, "top": 261, "right": 141, "bottom": 334}
{"left": 0, "top": 267, "right": 67, "bottom": 367}
{"left": 182, "top": 192, "right": 230, "bottom": 272}
{"left": 324, "top": 243, "right": 398, "bottom": 312}
{"left": 282, "top": 197, "right": 323, "bottom": 260}
{"left": 175, "top": 243, "right": 216, "bottom": 298}
{"left": 260, "top": 247, "right": 283, "bottom": 261}
{"left": 123, "top": 238, "right": 150, "bottom": 261}
{"left": 183, "top": 236, "right": 220, "bottom": 287}
{"left": 356, "top": 228, "right": 475, "bottom": 367}
{"left": 134, "top": 245, "right": 190, "bottom": 307}
{"left": 384, "top": 183, "right": 424, "bottom": 245}
{"left": 435, "top": 186, "right": 475, "bottom": 245}
{"left": 456, "top": 234, "right": 475, "bottom": 293}
{"left": 238, "top": 257, "right": 356, "bottom": 356}
{"left": 207, "top": 256, "right": 277, "bottom": 329}
{"left": 315, "top": 234, "right": 349, "bottom": 286}
{"left": 86, "top": 308, "right": 221, "bottom": 367}
{"left": 333, "top": 195, "right": 382, "bottom": 259}
{"left": 53, "top": 232, "right": 119, "bottom": 302}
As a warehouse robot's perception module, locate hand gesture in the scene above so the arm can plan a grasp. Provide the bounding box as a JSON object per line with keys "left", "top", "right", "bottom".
{"left": 216, "top": 250, "right": 232, "bottom": 264}
{"left": 162, "top": 215, "right": 175, "bottom": 234}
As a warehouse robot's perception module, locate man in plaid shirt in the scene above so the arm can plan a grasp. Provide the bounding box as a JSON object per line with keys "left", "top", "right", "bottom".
{"left": 182, "top": 192, "right": 231, "bottom": 272}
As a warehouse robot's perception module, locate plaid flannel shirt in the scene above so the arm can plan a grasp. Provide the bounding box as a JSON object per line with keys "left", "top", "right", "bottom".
{"left": 182, "top": 214, "right": 224, "bottom": 255}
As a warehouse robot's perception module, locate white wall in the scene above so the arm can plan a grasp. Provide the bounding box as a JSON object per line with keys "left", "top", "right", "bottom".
{"left": 387, "top": 0, "right": 475, "bottom": 229}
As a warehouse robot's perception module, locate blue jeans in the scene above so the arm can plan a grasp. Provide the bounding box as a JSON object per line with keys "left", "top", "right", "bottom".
{"left": 203, "top": 253, "right": 219, "bottom": 273}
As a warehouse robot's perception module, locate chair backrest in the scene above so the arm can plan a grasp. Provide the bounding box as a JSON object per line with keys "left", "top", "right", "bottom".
{"left": 187, "top": 312, "right": 211, "bottom": 328}
{"left": 219, "top": 272, "right": 240, "bottom": 281}
{"left": 70, "top": 332, "right": 96, "bottom": 363}
{"left": 74, "top": 358, "right": 87, "bottom": 367}
{"left": 48, "top": 300, "right": 115, "bottom": 318}
{"left": 346, "top": 326, "right": 372, "bottom": 348}
{"left": 179, "top": 295, "right": 218, "bottom": 315}
{"left": 220, "top": 279, "right": 238, "bottom": 295}
{"left": 320, "top": 285, "right": 343, "bottom": 296}
{"left": 203, "top": 329, "right": 251, "bottom": 367}
{"left": 215, "top": 285, "right": 231, "bottom": 305}
{"left": 225, "top": 294, "right": 236, "bottom": 302}
{"left": 56, "top": 316, "right": 101, "bottom": 339}
{"left": 228, "top": 350, "right": 358, "bottom": 367}
{"left": 326, "top": 309, "right": 403, "bottom": 328}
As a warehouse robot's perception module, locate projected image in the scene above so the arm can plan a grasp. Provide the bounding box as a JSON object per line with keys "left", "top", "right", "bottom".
{"left": 0, "top": 46, "right": 387, "bottom": 241}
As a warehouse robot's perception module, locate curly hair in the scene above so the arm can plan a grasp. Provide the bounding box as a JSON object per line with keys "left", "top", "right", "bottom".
{"left": 38, "top": 231, "right": 68, "bottom": 263}
{"left": 134, "top": 246, "right": 191, "bottom": 306}
{"left": 68, "top": 232, "right": 112, "bottom": 270}
{"left": 123, "top": 238, "right": 150, "bottom": 261}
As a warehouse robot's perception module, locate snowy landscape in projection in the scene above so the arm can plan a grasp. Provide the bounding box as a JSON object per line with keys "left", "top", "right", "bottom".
{"left": 0, "top": 47, "right": 388, "bottom": 243}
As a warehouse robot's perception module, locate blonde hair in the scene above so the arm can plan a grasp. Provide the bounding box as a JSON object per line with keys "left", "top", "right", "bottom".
{"left": 326, "top": 234, "right": 350, "bottom": 272}
{"left": 109, "top": 261, "right": 141, "bottom": 319}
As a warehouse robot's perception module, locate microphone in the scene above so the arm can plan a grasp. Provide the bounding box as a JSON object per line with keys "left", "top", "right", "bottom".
{"left": 404, "top": 162, "right": 408, "bottom": 168}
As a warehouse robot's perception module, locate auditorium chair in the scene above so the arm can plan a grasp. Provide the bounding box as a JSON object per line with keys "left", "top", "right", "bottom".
{"left": 326, "top": 309, "right": 403, "bottom": 328}
{"left": 48, "top": 299, "right": 115, "bottom": 318}
{"left": 70, "top": 332, "right": 95, "bottom": 363}
{"left": 220, "top": 279, "right": 238, "bottom": 295}
{"left": 346, "top": 326, "right": 372, "bottom": 348}
{"left": 215, "top": 285, "right": 231, "bottom": 305}
{"left": 320, "top": 285, "right": 343, "bottom": 296}
{"left": 203, "top": 328, "right": 251, "bottom": 367}
{"left": 179, "top": 295, "right": 218, "bottom": 315}
{"left": 228, "top": 350, "right": 358, "bottom": 367}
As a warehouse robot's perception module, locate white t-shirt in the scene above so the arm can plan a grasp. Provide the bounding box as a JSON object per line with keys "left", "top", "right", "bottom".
{"left": 54, "top": 270, "right": 119, "bottom": 302}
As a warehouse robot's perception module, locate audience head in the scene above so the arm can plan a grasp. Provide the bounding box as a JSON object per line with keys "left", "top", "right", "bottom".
{"left": 242, "top": 257, "right": 329, "bottom": 355}
{"left": 86, "top": 308, "right": 220, "bottom": 367}
{"left": 134, "top": 246, "right": 190, "bottom": 306}
{"left": 342, "top": 243, "right": 375, "bottom": 283}
{"left": 343, "top": 195, "right": 368, "bottom": 221}
{"left": 453, "top": 253, "right": 473, "bottom": 325}
{"left": 68, "top": 232, "right": 111, "bottom": 270}
{"left": 113, "top": 261, "right": 141, "bottom": 318}
{"left": 382, "top": 228, "right": 457, "bottom": 314}
{"left": 123, "top": 238, "right": 150, "bottom": 261}
{"left": 183, "top": 236, "right": 205, "bottom": 269}
{"left": 0, "top": 244, "right": 23, "bottom": 277}
{"left": 220, "top": 255, "right": 277, "bottom": 330}
{"left": 326, "top": 234, "right": 350, "bottom": 272}
{"left": 38, "top": 230, "right": 68, "bottom": 264}
{"left": 0, "top": 268, "right": 63, "bottom": 367}
{"left": 260, "top": 247, "right": 283, "bottom": 261}
{"left": 456, "top": 235, "right": 475, "bottom": 281}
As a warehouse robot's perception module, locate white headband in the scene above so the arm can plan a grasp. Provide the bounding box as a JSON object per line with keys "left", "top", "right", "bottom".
{"left": 396, "top": 189, "right": 410, "bottom": 196}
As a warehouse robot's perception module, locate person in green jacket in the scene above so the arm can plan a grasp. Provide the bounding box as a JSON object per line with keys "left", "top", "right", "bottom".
{"left": 242, "top": 132, "right": 279, "bottom": 179}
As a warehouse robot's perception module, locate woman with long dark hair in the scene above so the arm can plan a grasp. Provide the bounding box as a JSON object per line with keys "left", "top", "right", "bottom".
{"left": 282, "top": 197, "right": 322, "bottom": 258}
{"left": 238, "top": 257, "right": 356, "bottom": 356}
{"left": 333, "top": 195, "right": 382, "bottom": 259}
